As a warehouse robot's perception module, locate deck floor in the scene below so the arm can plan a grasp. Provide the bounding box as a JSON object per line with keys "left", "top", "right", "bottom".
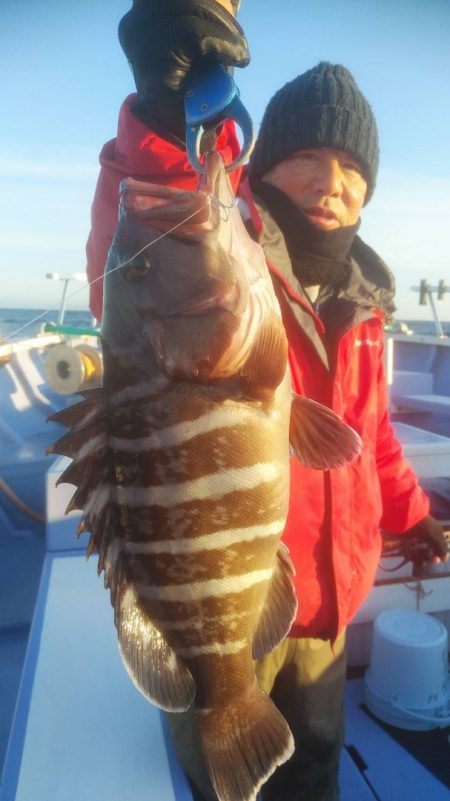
{"left": 1, "top": 553, "right": 449, "bottom": 801}
{"left": 343, "top": 682, "right": 450, "bottom": 800}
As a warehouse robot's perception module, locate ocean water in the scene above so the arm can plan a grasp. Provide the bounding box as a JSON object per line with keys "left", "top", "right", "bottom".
{"left": 0, "top": 309, "right": 96, "bottom": 343}
{"left": 1, "top": 308, "right": 449, "bottom": 343}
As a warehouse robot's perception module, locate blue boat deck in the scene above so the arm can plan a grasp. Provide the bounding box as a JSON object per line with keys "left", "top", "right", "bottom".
{"left": 1, "top": 553, "right": 449, "bottom": 801}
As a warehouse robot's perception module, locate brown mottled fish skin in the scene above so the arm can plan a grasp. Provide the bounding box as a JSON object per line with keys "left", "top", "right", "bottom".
{"left": 51, "top": 152, "right": 297, "bottom": 801}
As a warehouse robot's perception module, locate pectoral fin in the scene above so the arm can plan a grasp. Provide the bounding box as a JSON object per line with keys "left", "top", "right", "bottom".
{"left": 238, "top": 311, "right": 288, "bottom": 393}
{"left": 253, "top": 543, "right": 297, "bottom": 660}
{"left": 290, "top": 393, "right": 362, "bottom": 469}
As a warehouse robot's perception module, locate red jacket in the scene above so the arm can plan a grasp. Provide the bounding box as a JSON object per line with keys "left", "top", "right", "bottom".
{"left": 238, "top": 179, "right": 429, "bottom": 638}
{"left": 86, "top": 103, "right": 429, "bottom": 640}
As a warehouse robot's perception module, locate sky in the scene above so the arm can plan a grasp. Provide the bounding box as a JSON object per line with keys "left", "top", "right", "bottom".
{"left": 1, "top": 0, "right": 450, "bottom": 322}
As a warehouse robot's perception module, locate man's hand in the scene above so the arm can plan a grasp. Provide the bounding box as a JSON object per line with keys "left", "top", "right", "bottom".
{"left": 119, "top": 0, "right": 249, "bottom": 93}
{"left": 118, "top": 0, "right": 249, "bottom": 141}
{"left": 405, "top": 515, "right": 449, "bottom": 563}
{"left": 384, "top": 515, "right": 449, "bottom": 572}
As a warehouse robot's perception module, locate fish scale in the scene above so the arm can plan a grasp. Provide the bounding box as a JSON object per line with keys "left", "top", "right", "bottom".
{"left": 105, "top": 372, "right": 290, "bottom": 687}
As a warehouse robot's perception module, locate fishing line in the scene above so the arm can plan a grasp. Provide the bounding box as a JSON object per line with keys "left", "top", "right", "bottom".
{"left": 4, "top": 194, "right": 221, "bottom": 344}
{"left": 2, "top": 308, "right": 63, "bottom": 344}
{"left": 103, "top": 196, "right": 212, "bottom": 274}
{"left": 211, "top": 186, "right": 238, "bottom": 221}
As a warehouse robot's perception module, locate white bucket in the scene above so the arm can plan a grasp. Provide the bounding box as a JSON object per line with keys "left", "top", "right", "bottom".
{"left": 364, "top": 609, "right": 450, "bottom": 730}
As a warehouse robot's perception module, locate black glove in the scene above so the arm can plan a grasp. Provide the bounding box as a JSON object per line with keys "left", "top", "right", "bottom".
{"left": 118, "top": 0, "right": 250, "bottom": 142}
{"left": 399, "top": 515, "right": 449, "bottom": 566}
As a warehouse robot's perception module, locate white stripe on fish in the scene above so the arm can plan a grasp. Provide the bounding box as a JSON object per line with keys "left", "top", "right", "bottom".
{"left": 77, "top": 433, "right": 108, "bottom": 462}
{"left": 92, "top": 462, "right": 282, "bottom": 510}
{"left": 84, "top": 485, "right": 114, "bottom": 519}
{"left": 175, "top": 639, "right": 248, "bottom": 658}
{"left": 108, "top": 376, "right": 170, "bottom": 407}
{"left": 138, "top": 568, "right": 273, "bottom": 602}
{"left": 109, "top": 407, "right": 261, "bottom": 452}
{"left": 126, "top": 519, "right": 285, "bottom": 555}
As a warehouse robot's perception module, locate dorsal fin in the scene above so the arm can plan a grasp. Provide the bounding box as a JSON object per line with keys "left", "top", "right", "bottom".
{"left": 47, "top": 391, "right": 120, "bottom": 571}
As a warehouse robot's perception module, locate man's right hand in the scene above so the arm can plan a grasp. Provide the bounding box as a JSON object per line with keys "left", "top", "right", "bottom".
{"left": 118, "top": 0, "right": 250, "bottom": 141}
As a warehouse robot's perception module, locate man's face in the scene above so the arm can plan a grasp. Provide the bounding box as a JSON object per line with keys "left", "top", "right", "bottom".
{"left": 262, "top": 147, "right": 368, "bottom": 230}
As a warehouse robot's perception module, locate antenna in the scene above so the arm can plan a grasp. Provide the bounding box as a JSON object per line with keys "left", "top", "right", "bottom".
{"left": 46, "top": 272, "right": 86, "bottom": 325}
{"left": 411, "top": 279, "right": 448, "bottom": 338}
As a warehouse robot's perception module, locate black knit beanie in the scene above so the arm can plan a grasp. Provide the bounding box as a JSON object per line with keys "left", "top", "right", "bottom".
{"left": 249, "top": 62, "right": 379, "bottom": 203}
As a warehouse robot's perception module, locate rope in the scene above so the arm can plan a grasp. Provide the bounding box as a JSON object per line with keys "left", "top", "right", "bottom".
{"left": 0, "top": 477, "right": 46, "bottom": 524}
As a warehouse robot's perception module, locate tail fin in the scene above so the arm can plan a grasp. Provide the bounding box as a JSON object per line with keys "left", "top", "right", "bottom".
{"left": 198, "top": 685, "right": 294, "bottom": 801}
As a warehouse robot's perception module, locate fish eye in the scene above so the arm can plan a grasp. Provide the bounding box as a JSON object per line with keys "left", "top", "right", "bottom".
{"left": 121, "top": 254, "right": 151, "bottom": 284}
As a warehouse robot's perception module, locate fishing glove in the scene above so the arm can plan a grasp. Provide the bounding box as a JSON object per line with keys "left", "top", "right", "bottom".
{"left": 400, "top": 515, "right": 449, "bottom": 564}
{"left": 118, "top": 0, "right": 250, "bottom": 143}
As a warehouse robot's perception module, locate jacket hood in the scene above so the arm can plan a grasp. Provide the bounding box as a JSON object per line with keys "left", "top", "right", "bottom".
{"left": 348, "top": 235, "right": 396, "bottom": 319}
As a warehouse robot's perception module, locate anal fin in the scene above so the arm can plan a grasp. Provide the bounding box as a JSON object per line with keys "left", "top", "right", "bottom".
{"left": 117, "top": 585, "right": 195, "bottom": 712}
{"left": 253, "top": 542, "right": 297, "bottom": 660}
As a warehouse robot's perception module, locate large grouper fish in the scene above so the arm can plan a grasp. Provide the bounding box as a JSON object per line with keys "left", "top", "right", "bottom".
{"left": 49, "top": 151, "right": 361, "bottom": 801}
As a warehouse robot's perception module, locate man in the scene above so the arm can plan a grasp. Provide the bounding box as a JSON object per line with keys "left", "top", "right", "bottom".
{"left": 86, "top": 3, "right": 448, "bottom": 799}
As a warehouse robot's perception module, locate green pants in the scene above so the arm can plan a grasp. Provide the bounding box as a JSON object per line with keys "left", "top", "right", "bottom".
{"left": 164, "top": 631, "right": 347, "bottom": 801}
